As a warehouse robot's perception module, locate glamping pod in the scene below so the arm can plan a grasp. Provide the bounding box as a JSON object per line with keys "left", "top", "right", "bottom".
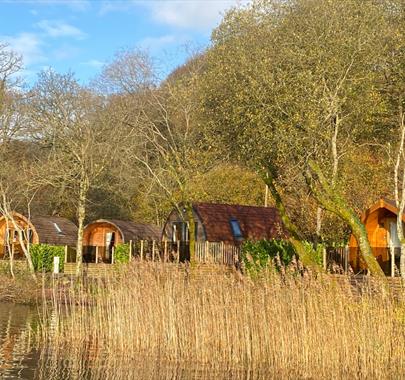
{"left": 83, "top": 219, "right": 161, "bottom": 263}
{"left": 162, "top": 203, "right": 287, "bottom": 261}
{"left": 349, "top": 198, "right": 402, "bottom": 275}
{"left": 0, "top": 212, "right": 78, "bottom": 260}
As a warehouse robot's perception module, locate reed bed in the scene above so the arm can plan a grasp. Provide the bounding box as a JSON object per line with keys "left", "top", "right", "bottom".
{"left": 40, "top": 263, "right": 405, "bottom": 379}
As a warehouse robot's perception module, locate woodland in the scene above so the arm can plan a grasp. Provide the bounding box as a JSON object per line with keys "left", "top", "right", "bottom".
{"left": 0, "top": 0, "right": 404, "bottom": 275}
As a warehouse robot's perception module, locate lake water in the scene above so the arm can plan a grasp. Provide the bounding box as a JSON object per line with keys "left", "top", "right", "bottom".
{"left": 0, "top": 303, "right": 264, "bottom": 380}
{"left": 0, "top": 303, "right": 40, "bottom": 379}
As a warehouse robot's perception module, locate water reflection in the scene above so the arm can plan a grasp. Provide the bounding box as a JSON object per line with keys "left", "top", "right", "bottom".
{"left": 0, "top": 303, "right": 269, "bottom": 380}
{"left": 0, "top": 303, "right": 39, "bottom": 379}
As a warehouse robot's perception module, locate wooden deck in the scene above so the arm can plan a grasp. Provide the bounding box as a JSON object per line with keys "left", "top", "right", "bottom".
{"left": 330, "top": 274, "right": 405, "bottom": 297}
{"left": 63, "top": 261, "right": 237, "bottom": 278}
{"left": 64, "top": 262, "right": 114, "bottom": 277}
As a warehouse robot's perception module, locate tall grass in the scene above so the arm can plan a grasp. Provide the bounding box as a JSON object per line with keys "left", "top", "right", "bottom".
{"left": 41, "top": 263, "right": 405, "bottom": 379}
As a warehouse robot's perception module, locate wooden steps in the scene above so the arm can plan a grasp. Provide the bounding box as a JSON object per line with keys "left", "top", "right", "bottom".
{"left": 63, "top": 262, "right": 114, "bottom": 277}
{"left": 63, "top": 262, "right": 237, "bottom": 278}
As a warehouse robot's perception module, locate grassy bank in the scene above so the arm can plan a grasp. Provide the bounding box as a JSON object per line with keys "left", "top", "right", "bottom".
{"left": 40, "top": 262, "right": 405, "bottom": 379}
{"left": 0, "top": 273, "right": 45, "bottom": 304}
{"left": 0, "top": 261, "right": 56, "bottom": 305}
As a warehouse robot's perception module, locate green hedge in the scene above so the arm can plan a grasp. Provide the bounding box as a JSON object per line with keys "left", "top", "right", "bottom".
{"left": 30, "top": 244, "right": 65, "bottom": 272}
{"left": 242, "top": 239, "right": 323, "bottom": 276}
{"left": 114, "top": 243, "right": 130, "bottom": 264}
{"left": 241, "top": 239, "right": 295, "bottom": 275}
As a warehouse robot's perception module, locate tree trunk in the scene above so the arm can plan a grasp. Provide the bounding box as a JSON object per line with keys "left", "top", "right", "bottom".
{"left": 9, "top": 245, "right": 14, "bottom": 279}
{"left": 5, "top": 218, "right": 14, "bottom": 278}
{"left": 5, "top": 215, "right": 37, "bottom": 280}
{"left": 395, "top": 103, "right": 405, "bottom": 279}
{"left": 185, "top": 204, "right": 196, "bottom": 265}
{"left": 315, "top": 207, "right": 323, "bottom": 244}
{"left": 75, "top": 179, "right": 88, "bottom": 275}
{"left": 15, "top": 227, "right": 36, "bottom": 280}
{"left": 262, "top": 171, "right": 322, "bottom": 272}
{"left": 397, "top": 210, "right": 405, "bottom": 279}
{"left": 401, "top": 245, "right": 405, "bottom": 279}
{"left": 305, "top": 160, "right": 385, "bottom": 277}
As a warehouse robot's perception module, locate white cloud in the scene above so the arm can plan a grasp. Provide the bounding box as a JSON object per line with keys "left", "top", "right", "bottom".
{"left": 52, "top": 44, "right": 80, "bottom": 60}
{"left": 1, "top": 32, "right": 46, "bottom": 66}
{"left": 98, "top": 0, "right": 246, "bottom": 31}
{"left": 36, "top": 20, "right": 87, "bottom": 40}
{"left": 81, "top": 59, "right": 105, "bottom": 68}
{"left": 98, "top": 1, "right": 130, "bottom": 16}
{"left": 139, "top": 34, "right": 177, "bottom": 50}
{"left": 64, "top": 0, "right": 91, "bottom": 12}
{"left": 143, "top": 0, "right": 244, "bottom": 31}
{"left": 30, "top": 0, "right": 91, "bottom": 12}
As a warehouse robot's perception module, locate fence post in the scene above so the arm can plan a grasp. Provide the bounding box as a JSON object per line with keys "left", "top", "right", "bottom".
{"left": 344, "top": 245, "right": 349, "bottom": 274}
{"left": 391, "top": 247, "right": 395, "bottom": 277}
{"left": 140, "top": 240, "right": 144, "bottom": 261}
{"left": 205, "top": 241, "right": 209, "bottom": 263}
{"left": 221, "top": 241, "right": 224, "bottom": 265}
{"left": 53, "top": 256, "right": 60, "bottom": 275}
{"left": 164, "top": 240, "right": 168, "bottom": 262}
{"left": 95, "top": 246, "right": 99, "bottom": 264}
{"left": 323, "top": 247, "right": 327, "bottom": 271}
{"left": 64, "top": 245, "right": 68, "bottom": 263}
{"left": 129, "top": 240, "right": 133, "bottom": 262}
{"left": 177, "top": 241, "right": 180, "bottom": 263}
{"left": 152, "top": 240, "right": 156, "bottom": 261}
{"left": 111, "top": 246, "right": 115, "bottom": 265}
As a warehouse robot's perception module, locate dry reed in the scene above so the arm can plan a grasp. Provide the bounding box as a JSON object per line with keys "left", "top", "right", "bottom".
{"left": 40, "top": 263, "right": 405, "bottom": 379}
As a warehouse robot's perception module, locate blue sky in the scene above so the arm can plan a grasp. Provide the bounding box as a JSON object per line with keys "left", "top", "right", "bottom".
{"left": 0, "top": 0, "right": 243, "bottom": 85}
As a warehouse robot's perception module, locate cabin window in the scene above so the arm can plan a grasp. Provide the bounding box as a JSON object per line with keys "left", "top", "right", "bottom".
{"left": 22, "top": 229, "right": 33, "bottom": 243}
{"left": 6, "top": 228, "right": 33, "bottom": 244}
{"left": 6, "top": 229, "right": 19, "bottom": 243}
{"left": 187, "top": 222, "right": 198, "bottom": 241}
{"left": 53, "top": 222, "right": 63, "bottom": 234}
{"left": 172, "top": 222, "right": 187, "bottom": 242}
{"left": 230, "top": 219, "right": 243, "bottom": 239}
{"left": 172, "top": 222, "right": 198, "bottom": 242}
{"left": 389, "top": 222, "right": 401, "bottom": 248}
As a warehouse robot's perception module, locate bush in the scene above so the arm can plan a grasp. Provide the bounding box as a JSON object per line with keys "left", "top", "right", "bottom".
{"left": 114, "top": 243, "right": 130, "bottom": 264}
{"left": 242, "top": 239, "right": 324, "bottom": 276}
{"left": 241, "top": 239, "right": 295, "bottom": 275}
{"left": 30, "top": 244, "right": 65, "bottom": 272}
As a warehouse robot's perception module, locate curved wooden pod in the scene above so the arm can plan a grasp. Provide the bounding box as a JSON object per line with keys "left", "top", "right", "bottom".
{"left": 349, "top": 198, "right": 403, "bottom": 274}
{"left": 83, "top": 219, "right": 161, "bottom": 263}
{"left": 0, "top": 212, "right": 78, "bottom": 259}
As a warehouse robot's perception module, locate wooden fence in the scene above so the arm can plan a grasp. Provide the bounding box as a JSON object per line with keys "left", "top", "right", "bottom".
{"left": 327, "top": 246, "right": 400, "bottom": 277}
{"left": 63, "top": 240, "right": 241, "bottom": 267}
{"left": 325, "top": 246, "right": 349, "bottom": 273}
{"left": 195, "top": 241, "right": 240, "bottom": 266}
{"left": 2, "top": 240, "right": 403, "bottom": 277}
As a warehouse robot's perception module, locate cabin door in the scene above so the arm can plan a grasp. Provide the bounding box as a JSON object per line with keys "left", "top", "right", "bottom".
{"left": 389, "top": 221, "right": 402, "bottom": 271}
{"left": 105, "top": 232, "right": 115, "bottom": 264}
{"left": 389, "top": 222, "right": 401, "bottom": 249}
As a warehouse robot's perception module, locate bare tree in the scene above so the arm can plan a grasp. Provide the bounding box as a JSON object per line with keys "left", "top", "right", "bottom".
{"left": 393, "top": 109, "right": 405, "bottom": 277}
{"left": 97, "top": 49, "right": 207, "bottom": 263}
{"left": 0, "top": 43, "right": 37, "bottom": 277}
{"left": 381, "top": 2, "right": 405, "bottom": 278}
{"left": 29, "top": 70, "right": 130, "bottom": 274}
{"left": 0, "top": 189, "right": 37, "bottom": 279}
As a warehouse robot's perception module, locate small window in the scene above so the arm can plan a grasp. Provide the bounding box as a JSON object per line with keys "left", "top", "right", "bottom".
{"left": 53, "top": 222, "right": 63, "bottom": 234}
{"left": 230, "top": 219, "right": 243, "bottom": 239}
{"left": 23, "top": 229, "right": 34, "bottom": 243}
{"left": 172, "top": 222, "right": 198, "bottom": 242}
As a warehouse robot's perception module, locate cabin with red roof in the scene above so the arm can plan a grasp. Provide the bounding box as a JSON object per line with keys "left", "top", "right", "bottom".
{"left": 0, "top": 211, "right": 78, "bottom": 260}
{"left": 162, "top": 203, "right": 286, "bottom": 261}
{"left": 349, "top": 198, "right": 402, "bottom": 275}
{"left": 82, "top": 219, "right": 161, "bottom": 263}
